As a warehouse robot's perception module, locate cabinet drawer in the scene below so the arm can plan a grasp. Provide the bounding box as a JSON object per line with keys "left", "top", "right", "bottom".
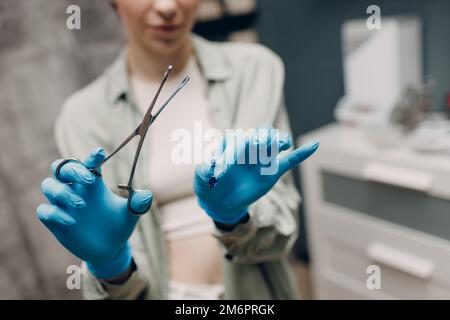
{"left": 324, "top": 241, "right": 450, "bottom": 299}
{"left": 321, "top": 171, "right": 450, "bottom": 242}
{"left": 316, "top": 268, "right": 393, "bottom": 299}
{"left": 318, "top": 205, "right": 450, "bottom": 299}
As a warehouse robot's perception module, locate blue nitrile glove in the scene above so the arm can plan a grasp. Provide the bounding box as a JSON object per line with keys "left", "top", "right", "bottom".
{"left": 36, "top": 147, "right": 153, "bottom": 279}
{"left": 194, "top": 124, "right": 319, "bottom": 225}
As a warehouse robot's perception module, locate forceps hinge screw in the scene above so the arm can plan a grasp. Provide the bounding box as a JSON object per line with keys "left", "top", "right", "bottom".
{"left": 90, "top": 169, "right": 102, "bottom": 178}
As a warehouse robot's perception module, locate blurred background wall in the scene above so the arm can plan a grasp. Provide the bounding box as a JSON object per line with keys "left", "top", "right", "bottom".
{"left": 255, "top": 0, "right": 450, "bottom": 262}
{"left": 0, "top": 0, "right": 123, "bottom": 299}
{"left": 257, "top": 0, "right": 450, "bottom": 136}
{"left": 0, "top": 0, "right": 448, "bottom": 299}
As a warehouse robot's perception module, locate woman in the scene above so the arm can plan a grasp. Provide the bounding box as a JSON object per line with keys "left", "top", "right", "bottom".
{"left": 36, "top": 0, "right": 318, "bottom": 299}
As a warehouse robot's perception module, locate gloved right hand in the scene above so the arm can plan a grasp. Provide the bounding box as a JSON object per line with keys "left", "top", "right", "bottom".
{"left": 36, "top": 147, "right": 153, "bottom": 279}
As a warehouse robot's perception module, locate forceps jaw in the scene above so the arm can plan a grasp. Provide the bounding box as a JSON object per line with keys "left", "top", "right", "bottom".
{"left": 91, "top": 65, "right": 174, "bottom": 174}
{"left": 56, "top": 65, "right": 189, "bottom": 216}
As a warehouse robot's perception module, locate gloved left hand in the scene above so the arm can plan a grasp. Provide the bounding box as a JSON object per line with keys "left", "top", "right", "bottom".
{"left": 194, "top": 124, "right": 319, "bottom": 225}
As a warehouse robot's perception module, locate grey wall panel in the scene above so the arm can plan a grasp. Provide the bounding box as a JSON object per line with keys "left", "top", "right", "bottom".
{"left": 0, "top": 0, "right": 123, "bottom": 299}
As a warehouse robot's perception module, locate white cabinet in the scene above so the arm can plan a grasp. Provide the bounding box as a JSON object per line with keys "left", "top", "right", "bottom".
{"left": 299, "top": 123, "right": 450, "bottom": 299}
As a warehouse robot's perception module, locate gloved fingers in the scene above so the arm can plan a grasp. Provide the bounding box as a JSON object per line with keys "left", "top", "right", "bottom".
{"left": 195, "top": 162, "right": 215, "bottom": 184}
{"left": 196, "top": 159, "right": 231, "bottom": 194}
{"left": 258, "top": 130, "right": 294, "bottom": 165}
{"left": 277, "top": 132, "right": 293, "bottom": 152}
{"left": 253, "top": 123, "right": 275, "bottom": 145}
{"left": 51, "top": 159, "right": 95, "bottom": 185}
{"left": 278, "top": 141, "right": 319, "bottom": 176}
{"left": 250, "top": 124, "right": 292, "bottom": 164}
{"left": 36, "top": 203, "right": 76, "bottom": 229}
{"left": 194, "top": 161, "right": 217, "bottom": 192}
{"left": 219, "top": 130, "right": 247, "bottom": 165}
{"left": 83, "top": 147, "right": 106, "bottom": 171}
{"left": 251, "top": 124, "right": 277, "bottom": 159}
{"left": 41, "top": 177, "right": 86, "bottom": 209}
{"left": 205, "top": 135, "right": 226, "bottom": 172}
{"left": 129, "top": 190, "right": 153, "bottom": 216}
{"left": 213, "top": 161, "right": 230, "bottom": 181}
{"left": 202, "top": 134, "right": 233, "bottom": 187}
{"left": 212, "top": 136, "right": 227, "bottom": 159}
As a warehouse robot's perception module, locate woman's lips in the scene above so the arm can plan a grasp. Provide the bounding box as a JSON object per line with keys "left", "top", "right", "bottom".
{"left": 148, "top": 24, "right": 181, "bottom": 34}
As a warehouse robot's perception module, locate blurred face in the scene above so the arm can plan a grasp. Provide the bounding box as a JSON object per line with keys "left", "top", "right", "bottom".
{"left": 115, "top": 0, "right": 199, "bottom": 55}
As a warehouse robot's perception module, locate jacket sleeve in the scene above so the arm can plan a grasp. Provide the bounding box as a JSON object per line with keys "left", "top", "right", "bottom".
{"left": 212, "top": 46, "right": 301, "bottom": 263}
{"left": 54, "top": 96, "right": 151, "bottom": 300}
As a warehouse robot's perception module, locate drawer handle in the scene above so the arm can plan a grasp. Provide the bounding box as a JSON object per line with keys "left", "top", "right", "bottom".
{"left": 363, "top": 162, "right": 433, "bottom": 193}
{"left": 366, "top": 243, "right": 434, "bottom": 280}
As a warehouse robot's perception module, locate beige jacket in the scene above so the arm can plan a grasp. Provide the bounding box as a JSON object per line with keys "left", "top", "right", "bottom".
{"left": 55, "top": 34, "right": 301, "bottom": 300}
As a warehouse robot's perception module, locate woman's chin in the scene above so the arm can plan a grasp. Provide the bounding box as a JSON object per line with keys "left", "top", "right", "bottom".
{"left": 143, "top": 32, "right": 188, "bottom": 55}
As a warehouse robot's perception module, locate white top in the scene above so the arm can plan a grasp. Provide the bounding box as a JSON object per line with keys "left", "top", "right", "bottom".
{"left": 130, "top": 57, "right": 218, "bottom": 241}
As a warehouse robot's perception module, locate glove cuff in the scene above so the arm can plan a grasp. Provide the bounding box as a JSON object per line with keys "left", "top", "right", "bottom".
{"left": 86, "top": 242, "right": 132, "bottom": 279}
{"left": 214, "top": 212, "right": 250, "bottom": 231}
{"left": 207, "top": 206, "right": 249, "bottom": 225}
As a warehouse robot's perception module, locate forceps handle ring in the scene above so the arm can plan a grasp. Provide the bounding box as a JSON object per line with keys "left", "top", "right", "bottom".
{"left": 56, "top": 158, "right": 102, "bottom": 183}
{"left": 55, "top": 158, "right": 82, "bottom": 184}
{"left": 55, "top": 158, "right": 149, "bottom": 215}
{"left": 117, "top": 184, "right": 150, "bottom": 216}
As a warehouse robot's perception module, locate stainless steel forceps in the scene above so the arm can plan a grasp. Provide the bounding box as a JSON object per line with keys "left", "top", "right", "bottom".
{"left": 56, "top": 65, "right": 190, "bottom": 215}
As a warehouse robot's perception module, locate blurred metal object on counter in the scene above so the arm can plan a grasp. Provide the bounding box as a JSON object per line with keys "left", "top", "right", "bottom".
{"left": 391, "top": 75, "right": 436, "bottom": 131}
{"left": 407, "top": 115, "right": 450, "bottom": 154}
{"left": 335, "top": 16, "right": 423, "bottom": 128}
